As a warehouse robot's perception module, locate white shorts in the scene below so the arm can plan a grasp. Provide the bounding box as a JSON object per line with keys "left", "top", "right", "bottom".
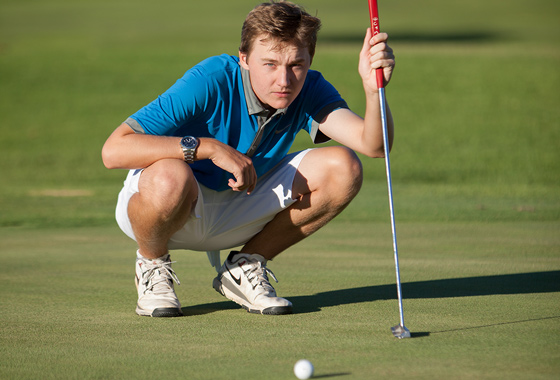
{"left": 115, "top": 149, "right": 311, "bottom": 252}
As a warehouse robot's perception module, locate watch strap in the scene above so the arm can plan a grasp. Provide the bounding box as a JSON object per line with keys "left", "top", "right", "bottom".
{"left": 180, "top": 136, "right": 198, "bottom": 164}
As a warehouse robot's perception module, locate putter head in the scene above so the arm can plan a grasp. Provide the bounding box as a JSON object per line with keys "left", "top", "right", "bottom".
{"left": 391, "top": 324, "right": 411, "bottom": 339}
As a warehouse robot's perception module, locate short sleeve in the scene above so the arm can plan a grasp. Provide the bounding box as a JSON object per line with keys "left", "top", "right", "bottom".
{"left": 128, "top": 65, "right": 215, "bottom": 136}
{"left": 301, "top": 71, "right": 348, "bottom": 143}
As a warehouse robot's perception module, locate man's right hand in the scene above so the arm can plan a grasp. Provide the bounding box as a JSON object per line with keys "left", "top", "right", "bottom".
{"left": 199, "top": 138, "right": 257, "bottom": 194}
{"left": 102, "top": 124, "right": 257, "bottom": 194}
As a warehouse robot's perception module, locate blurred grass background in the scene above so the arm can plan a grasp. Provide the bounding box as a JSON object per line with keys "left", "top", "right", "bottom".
{"left": 1, "top": 1, "right": 559, "bottom": 379}
{"left": 0, "top": 0, "right": 559, "bottom": 227}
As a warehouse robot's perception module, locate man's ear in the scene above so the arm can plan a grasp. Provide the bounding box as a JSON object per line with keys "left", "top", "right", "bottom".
{"left": 238, "top": 51, "right": 250, "bottom": 70}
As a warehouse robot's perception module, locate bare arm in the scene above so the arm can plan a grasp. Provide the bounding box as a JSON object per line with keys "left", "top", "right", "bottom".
{"left": 101, "top": 123, "right": 257, "bottom": 193}
{"left": 318, "top": 29, "right": 395, "bottom": 158}
{"left": 101, "top": 123, "right": 182, "bottom": 169}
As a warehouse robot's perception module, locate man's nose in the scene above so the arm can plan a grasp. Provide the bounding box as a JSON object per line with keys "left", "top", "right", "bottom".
{"left": 277, "top": 67, "right": 290, "bottom": 87}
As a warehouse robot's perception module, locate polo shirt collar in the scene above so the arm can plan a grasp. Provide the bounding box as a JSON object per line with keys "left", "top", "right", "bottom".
{"left": 240, "top": 66, "right": 287, "bottom": 117}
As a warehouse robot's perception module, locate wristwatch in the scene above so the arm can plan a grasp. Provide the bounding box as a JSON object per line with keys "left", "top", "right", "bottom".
{"left": 180, "top": 136, "right": 199, "bottom": 164}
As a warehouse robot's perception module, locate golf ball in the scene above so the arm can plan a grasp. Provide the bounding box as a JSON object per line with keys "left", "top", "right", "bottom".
{"left": 294, "top": 359, "right": 314, "bottom": 380}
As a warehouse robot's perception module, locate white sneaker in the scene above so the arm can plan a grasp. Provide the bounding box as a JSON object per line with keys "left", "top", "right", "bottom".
{"left": 212, "top": 251, "right": 292, "bottom": 315}
{"left": 135, "top": 252, "right": 183, "bottom": 317}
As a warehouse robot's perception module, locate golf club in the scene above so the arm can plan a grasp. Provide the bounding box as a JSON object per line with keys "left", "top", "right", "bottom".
{"left": 368, "top": 0, "right": 411, "bottom": 339}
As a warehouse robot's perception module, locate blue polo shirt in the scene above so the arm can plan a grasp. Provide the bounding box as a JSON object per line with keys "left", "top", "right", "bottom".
{"left": 126, "top": 54, "right": 348, "bottom": 191}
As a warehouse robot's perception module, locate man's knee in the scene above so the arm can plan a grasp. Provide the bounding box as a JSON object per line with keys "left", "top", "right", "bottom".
{"left": 138, "top": 159, "right": 197, "bottom": 210}
{"left": 297, "top": 147, "right": 363, "bottom": 203}
{"left": 323, "top": 146, "right": 363, "bottom": 193}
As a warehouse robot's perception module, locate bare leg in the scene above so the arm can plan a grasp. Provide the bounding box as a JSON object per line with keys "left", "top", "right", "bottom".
{"left": 241, "top": 146, "right": 363, "bottom": 260}
{"left": 128, "top": 159, "right": 198, "bottom": 259}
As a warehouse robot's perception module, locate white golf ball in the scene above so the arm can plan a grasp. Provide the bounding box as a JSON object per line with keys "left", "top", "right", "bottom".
{"left": 294, "top": 359, "right": 314, "bottom": 380}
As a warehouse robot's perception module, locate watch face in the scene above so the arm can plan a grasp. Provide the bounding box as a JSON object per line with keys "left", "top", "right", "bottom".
{"left": 181, "top": 136, "right": 197, "bottom": 149}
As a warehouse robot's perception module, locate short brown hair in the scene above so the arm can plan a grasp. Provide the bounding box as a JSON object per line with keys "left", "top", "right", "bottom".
{"left": 240, "top": 1, "right": 321, "bottom": 58}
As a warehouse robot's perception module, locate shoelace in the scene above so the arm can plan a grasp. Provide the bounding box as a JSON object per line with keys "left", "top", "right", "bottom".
{"left": 141, "top": 259, "right": 181, "bottom": 295}
{"left": 244, "top": 260, "right": 279, "bottom": 292}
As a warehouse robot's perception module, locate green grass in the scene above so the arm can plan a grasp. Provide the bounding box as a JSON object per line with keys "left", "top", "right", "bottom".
{"left": 1, "top": 224, "right": 558, "bottom": 379}
{"left": 0, "top": 0, "right": 559, "bottom": 378}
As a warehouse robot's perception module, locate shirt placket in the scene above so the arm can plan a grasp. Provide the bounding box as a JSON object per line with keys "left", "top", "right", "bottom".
{"left": 245, "top": 111, "right": 282, "bottom": 158}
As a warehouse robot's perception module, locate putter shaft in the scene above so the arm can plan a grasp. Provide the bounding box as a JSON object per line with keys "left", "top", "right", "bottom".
{"left": 377, "top": 87, "right": 407, "bottom": 332}
{"left": 369, "top": 0, "right": 410, "bottom": 339}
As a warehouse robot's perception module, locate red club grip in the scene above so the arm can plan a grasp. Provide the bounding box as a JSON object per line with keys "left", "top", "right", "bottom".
{"left": 368, "top": 0, "right": 385, "bottom": 89}
{"left": 368, "top": 0, "right": 380, "bottom": 35}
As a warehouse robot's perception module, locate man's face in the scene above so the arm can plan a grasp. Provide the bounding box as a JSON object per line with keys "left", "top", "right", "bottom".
{"left": 239, "top": 35, "right": 312, "bottom": 111}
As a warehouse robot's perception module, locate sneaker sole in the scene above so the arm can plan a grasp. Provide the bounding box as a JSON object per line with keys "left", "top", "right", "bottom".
{"left": 212, "top": 277, "right": 292, "bottom": 315}
{"left": 243, "top": 304, "right": 293, "bottom": 315}
{"left": 136, "top": 306, "right": 183, "bottom": 318}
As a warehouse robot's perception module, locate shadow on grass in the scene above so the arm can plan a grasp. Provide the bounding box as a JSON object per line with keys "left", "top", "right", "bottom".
{"left": 431, "top": 316, "right": 560, "bottom": 334}
{"left": 182, "top": 300, "right": 240, "bottom": 316}
{"left": 314, "top": 373, "right": 352, "bottom": 379}
{"left": 289, "top": 271, "right": 560, "bottom": 314}
{"left": 182, "top": 271, "right": 560, "bottom": 318}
